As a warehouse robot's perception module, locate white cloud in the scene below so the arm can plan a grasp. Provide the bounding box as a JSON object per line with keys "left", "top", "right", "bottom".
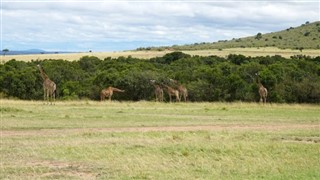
{"left": 1, "top": 1, "right": 319, "bottom": 51}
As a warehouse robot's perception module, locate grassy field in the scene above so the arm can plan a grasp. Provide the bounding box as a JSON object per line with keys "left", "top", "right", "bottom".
{"left": 1, "top": 47, "right": 319, "bottom": 63}
{"left": 1, "top": 100, "right": 320, "bottom": 179}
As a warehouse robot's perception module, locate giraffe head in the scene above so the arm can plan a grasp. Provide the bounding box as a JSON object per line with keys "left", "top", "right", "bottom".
{"left": 37, "top": 64, "right": 49, "bottom": 80}
{"left": 37, "top": 64, "right": 42, "bottom": 71}
{"left": 37, "top": 64, "right": 44, "bottom": 70}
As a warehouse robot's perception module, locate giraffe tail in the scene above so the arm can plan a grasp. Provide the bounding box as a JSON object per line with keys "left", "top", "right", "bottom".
{"left": 53, "top": 88, "right": 57, "bottom": 99}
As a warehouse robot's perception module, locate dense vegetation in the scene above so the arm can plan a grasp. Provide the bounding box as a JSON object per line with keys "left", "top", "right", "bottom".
{"left": 1, "top": 52, "right": 320, "bottom": 103}
{"left": 137, "top": 21, "right": 320, "bottom": 51}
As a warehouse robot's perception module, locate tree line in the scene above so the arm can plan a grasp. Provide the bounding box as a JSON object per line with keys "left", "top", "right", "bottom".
{"left": 1, "top": 52, "right": 319, "bottom": 103}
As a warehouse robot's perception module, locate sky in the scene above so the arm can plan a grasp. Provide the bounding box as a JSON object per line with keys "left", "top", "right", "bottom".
{"left": 1, "top": 0, "right": 319, "bottom": 52}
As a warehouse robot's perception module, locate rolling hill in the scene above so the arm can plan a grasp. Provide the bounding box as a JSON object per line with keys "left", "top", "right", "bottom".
{"left": 137, "top": 21, "right": 320, "bottom": 51}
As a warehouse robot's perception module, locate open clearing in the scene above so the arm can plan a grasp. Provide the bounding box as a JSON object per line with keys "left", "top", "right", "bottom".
{"left": 1, "top": 47, "right": 319, "bottom": 62}
{"left": 1, "top": 100, "right": 320, "bottom": 179}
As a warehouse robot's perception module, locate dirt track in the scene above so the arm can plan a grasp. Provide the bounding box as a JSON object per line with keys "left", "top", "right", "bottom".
{"left": 1, "top": 124, "right": 319, "bottom": 137}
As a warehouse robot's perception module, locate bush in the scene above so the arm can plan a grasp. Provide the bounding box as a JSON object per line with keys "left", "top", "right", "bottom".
{"left": 1, "top": 53, "right": 319, "bottom": 103}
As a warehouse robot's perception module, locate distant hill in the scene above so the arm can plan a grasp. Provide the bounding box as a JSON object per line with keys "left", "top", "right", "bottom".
{"left": 1, "top": 49, "right": 74, "bottom": 56}
{"left": 137, "top": 21, "right": 320, "bottom": 51}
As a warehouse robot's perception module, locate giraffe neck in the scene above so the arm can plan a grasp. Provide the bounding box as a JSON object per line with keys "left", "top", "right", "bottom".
{"left": 164, "top": 85, "right": 175, "bottom": 92}
{"left": 38, "top": 67, "right": 49, "bottom": 81}
{"left": 163, "top": 84, "right": 170, "bottom": 89}
{"left": 111, "top": 87, "right": 124, "bottom": 92}
{"left": 259, "top": 83, "right": 264, "bottom": 88}
{"left": 256, "top": 76, "right": 263, "bottom": 87}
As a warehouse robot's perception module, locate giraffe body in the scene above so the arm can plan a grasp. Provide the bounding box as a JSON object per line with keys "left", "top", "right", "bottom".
{"left": 255, "top": 73, "right": 268, "bottom": 103}
{"left": 170, "top": 79, "right": 188, "bottom": 102}
{"left": 100, "top": 86, "right": 125, "bottom": 101}
{"left": 37, "top": 64, "right": 56, "bottom": 103}
{"left": 154, "top": 85, "right": 164, "bottom": 102}
{"left": 259, "top": 84, "right": 268, "bottom": 103}
{"left": 150, "top": 80, "right": 164, "bottom": 102}
{"left": 162, "top": 84, "right": 180, "bottom": 102}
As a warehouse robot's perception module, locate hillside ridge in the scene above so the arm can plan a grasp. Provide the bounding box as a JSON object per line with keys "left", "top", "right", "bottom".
{"left": 137, "top": 21, "right": 320, "bottom": 51}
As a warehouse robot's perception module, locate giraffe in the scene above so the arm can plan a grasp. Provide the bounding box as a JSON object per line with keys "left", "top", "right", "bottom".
{"left": 161, "top": 83, "right": 180, "bottom": 102}
{"left": 100, "top": 86, "right": 125, "bottom": 101}
{"left": 169, "top": 79, "right": 188, "bottom": 102}
{"left": 37, "top": 64, "right": 56, "bottom": 104}
{"left": 150, "top": 80, "right": 164, "bottom": 102}
{"left": 255, "top": 73, "right": 268, "bottom": 103}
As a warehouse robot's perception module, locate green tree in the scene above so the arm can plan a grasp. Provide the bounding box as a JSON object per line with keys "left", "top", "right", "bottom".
{"left": 1, "top": 53, "right": 319, "bottom": 103}
{"left": 255, "top": 33, "right": 262, "bottom": 40}
{"left": 155, "top": 51, "right": 191, "bottom": 64}
{"left": 2, "top": 49, "right": 9, "bottom": 56}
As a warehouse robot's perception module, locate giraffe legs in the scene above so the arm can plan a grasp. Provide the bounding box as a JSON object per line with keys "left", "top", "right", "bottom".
{"left": 155, "top": 92, "right": 164, "bottom": 102}
{"left": 43, "top": 88, "right": 56, "bottom": 105}
{"left": 260, "top": 96, "right": 267, "bottom": 104}
{"left": 160, "top": 92, "right": 163, "bottom": 102}
{"left": 50, "top": 90, "right": 55, "bottom": 105}
{"left": 43, "top": 88, "right": 46, "bottom": 102}
{"left": 182, "top": 90, "right": 187, "bottom": 101}
{"left": 175, "top": 92, "right": 180, "bottom": 102}
{"left": 44, "top": 89, "right": 50, "bottom": 104}
{"left": 182, "top": 93, "right": 188, "bottom": 102}
{"left": 52, "top": 90, "right": 56, "bottom": 102}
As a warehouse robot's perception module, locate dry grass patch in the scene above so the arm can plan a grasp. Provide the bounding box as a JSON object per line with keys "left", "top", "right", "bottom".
{"left": 1, "top": 47, "right": 319, "bottom": 62}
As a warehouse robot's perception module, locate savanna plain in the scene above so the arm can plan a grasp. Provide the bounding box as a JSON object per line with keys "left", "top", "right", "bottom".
{"left": 2, "top": 47, "right": 320, "bottom": 63}
{"left": 1, "top": 100, "right": 320, "bottom": 179}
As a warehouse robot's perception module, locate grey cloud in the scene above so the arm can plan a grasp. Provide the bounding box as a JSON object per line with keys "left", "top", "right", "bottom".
{"left": 2, "top": 1, "right": 319, "bottom": 51}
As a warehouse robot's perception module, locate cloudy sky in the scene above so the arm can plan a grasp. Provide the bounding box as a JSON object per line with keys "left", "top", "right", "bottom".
{"left": 1, "top": 0, "right": 319, "bottom": 52}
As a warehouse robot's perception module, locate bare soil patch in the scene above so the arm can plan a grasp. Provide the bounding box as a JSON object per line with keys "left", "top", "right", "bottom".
{"left": 26, "top": 160, "right": 97, "bottom": 179}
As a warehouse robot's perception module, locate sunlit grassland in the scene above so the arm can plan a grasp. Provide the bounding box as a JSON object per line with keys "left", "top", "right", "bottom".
{"left": 1, "top": 100, "right": 320, "bottom": 179}
{"left": 1, "top": 47, "right": 319, "bottom": 62}
{"left": 185, "top": 47, "right": 320, "bottom": 59}
{"left": 0, "top": 50, "right": 173, "bottom": 63}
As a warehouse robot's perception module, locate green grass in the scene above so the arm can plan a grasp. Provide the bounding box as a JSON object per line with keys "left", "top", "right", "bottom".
{"left": 1, "top": 100, "right": 320, "bottom": 179}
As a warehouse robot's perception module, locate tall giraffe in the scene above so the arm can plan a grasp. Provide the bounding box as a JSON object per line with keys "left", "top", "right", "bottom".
{"left": 100, "top": 86, "right": 125, "bottom": 101}
{"left": 37, "top": 64, "right": 56, "bottom": 103}
{"left": 150, "top": 80, "right": 164, "bottom": 102}
{"left": 255, "top": 73, "right": 268, "bottom": 103}
{"left": 161, "top": 83, "right": 180, "bottom": 102}
{"left": 169, "top": 79, "right": 188, "bottom": 102}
